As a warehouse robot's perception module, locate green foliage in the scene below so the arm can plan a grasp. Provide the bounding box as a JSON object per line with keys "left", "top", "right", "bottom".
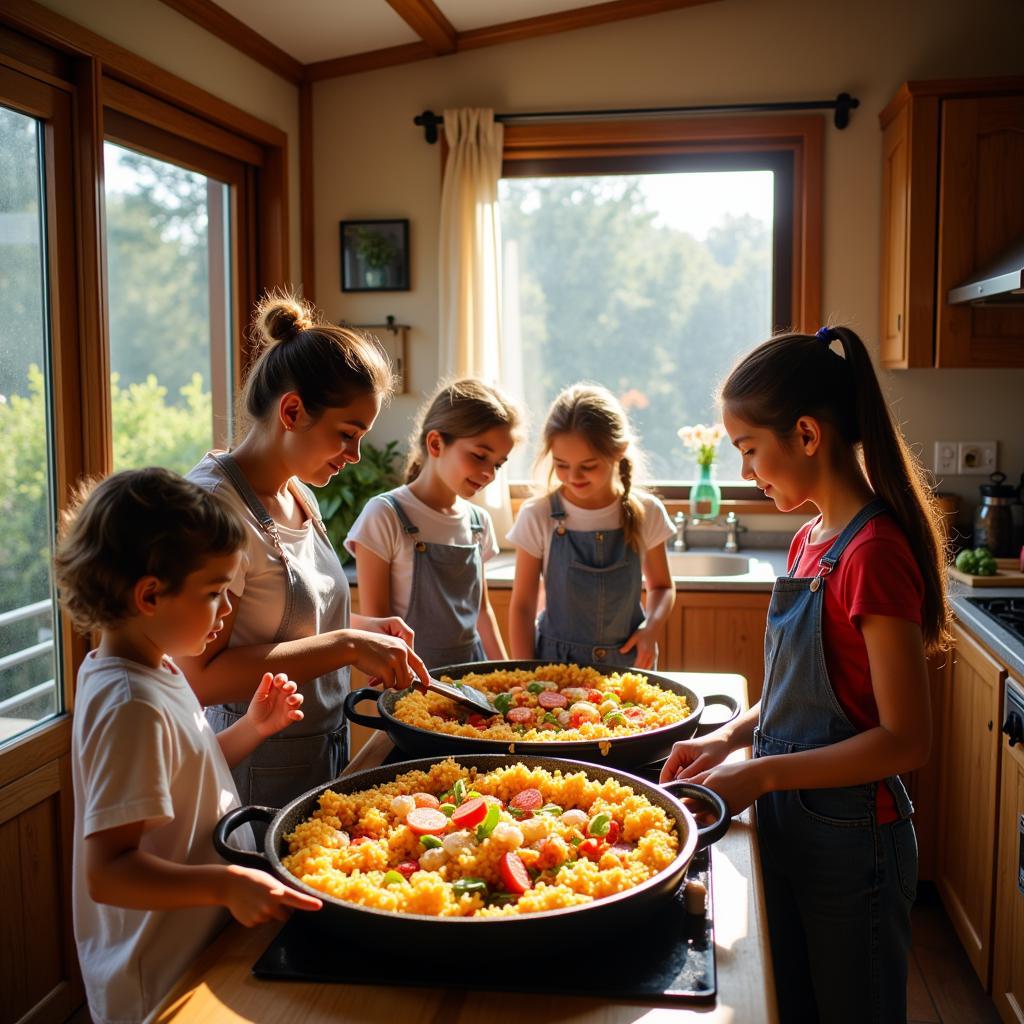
{"left": 500, "top": 176, "right": 771, "bottom": 481}
{"left": 313, "top": 440, "right": 404, "bottom": 562}
{"left": 354, "top": 227, "right": 398, "bottom": 269}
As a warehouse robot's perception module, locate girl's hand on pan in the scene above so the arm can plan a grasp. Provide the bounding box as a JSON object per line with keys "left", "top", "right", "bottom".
{"left": 347, "top": 630, "right": 429, "bottom": 690}
{"left": 659, "top": 733, "right": 731, "bottom": 784}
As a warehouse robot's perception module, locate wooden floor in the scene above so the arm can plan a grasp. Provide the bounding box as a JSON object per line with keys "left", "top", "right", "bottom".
{"left": 909, "top": 883, "right": 1001, "bottom": 1024}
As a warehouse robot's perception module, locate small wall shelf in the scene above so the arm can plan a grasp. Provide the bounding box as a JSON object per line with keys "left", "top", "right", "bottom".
{"left": 340, "top": 315, "right": 409, "bottom": 392}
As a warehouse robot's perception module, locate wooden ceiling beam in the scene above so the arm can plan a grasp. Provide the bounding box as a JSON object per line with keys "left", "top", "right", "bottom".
{"left": 155, "top": 0, "right": 303, "bottom": 83}
{"left": 384, "top": 0, "right": 457, "bottom": 55}
{"left": 304, "top": 41, "right": 436, "bottom": 82}
{"left": 458, "top": 0, "right": 719, "bottom": 52}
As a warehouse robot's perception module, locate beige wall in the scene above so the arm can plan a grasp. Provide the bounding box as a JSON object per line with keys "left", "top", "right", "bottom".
{"left": 41, "top": 0, "right": 302, "bottom": 284}
{"left": 313, "top": 0, "right": 1024, "bottom": 527}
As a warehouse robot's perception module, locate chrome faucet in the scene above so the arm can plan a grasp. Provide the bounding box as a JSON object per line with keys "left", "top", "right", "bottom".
{"left": 724, "top": 511, "right": 747, "bottom": 553}
{"left": 672, "top": 511, "right": 688, "bottom": 551}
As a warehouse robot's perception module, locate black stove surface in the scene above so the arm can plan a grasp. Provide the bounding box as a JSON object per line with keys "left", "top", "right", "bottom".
{"left": 965, "top": 596, "right": 1024, "bottom": 644}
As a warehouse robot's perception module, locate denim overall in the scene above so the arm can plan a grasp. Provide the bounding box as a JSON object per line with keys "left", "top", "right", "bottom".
{"left": 382, "top": 495, "right": 487, "bottom": 669}
{"left": 754, "top": 499, "right": 918, "bottom": 1024}
{"left": 204, "top": 453, "right": 350, "bottom": 809}
{"left": 535, "top": 491, "right": 645, "bottom": 668}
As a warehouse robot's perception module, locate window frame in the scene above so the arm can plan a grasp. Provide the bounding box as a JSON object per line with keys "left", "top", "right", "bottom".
{"left": 497, "top": 113, "right": 823, "bottom": 501}
{"left": 0, "top": 5, "right": 289, "bottom": 755}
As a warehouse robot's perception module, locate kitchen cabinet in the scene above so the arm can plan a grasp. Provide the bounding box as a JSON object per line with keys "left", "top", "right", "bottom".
{"left": 936, "top": 622, "right": 1006, "bottom": 986}
{"left": 879, "top": 78, "right": 1024, "bottom": 368}
{"left": 993, "top": 675, "right": 1024, "bottom": 1024}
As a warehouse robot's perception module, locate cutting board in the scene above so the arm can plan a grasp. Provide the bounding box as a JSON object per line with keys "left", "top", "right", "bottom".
{"left": 949, "top": 557, "right": 1024, "bottom": 588}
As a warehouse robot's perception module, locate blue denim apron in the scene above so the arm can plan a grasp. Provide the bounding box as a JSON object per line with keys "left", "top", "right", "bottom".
{"left": 202, "top": 453, "right": 349, "bottom": 809}
{"left": 535, "top": 491, "right": 645, "bottom": 668}
{"left": 754, "top": 498, "right": 918, "bottom": 1024}
{"left": 382, "top": 494, "right": 487, "bottom": 669}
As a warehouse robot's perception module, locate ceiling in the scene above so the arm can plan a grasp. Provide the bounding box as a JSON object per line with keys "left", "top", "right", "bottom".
{"left": 158, "top": 0, "right": 715, "bottom": 82}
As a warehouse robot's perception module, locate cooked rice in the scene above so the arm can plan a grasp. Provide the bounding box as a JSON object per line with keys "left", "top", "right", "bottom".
{"left": 282, "top": 759, "right": 680, "bottom": 917}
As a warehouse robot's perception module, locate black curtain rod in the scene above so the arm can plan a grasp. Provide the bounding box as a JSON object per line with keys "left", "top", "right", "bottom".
{"left": 413, "top": 93, "right": 858, "bottom": 144}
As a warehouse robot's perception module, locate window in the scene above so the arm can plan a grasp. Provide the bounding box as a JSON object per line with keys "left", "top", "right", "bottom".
{"left": 104, "top": 142, "right": 235, "bottom": 471}
{"left": 497, "top": 116, "right": 822, "bottom": 487}
{"left": 0, "top": 102, "right": 61, "bottom": 742}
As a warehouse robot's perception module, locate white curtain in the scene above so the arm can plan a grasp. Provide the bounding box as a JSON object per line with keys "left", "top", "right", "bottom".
{"left": 438, "top": 108, "right": 514, "bottom": 544}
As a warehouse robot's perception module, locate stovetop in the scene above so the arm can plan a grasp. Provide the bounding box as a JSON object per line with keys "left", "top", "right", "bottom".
{"left": 965, "top": 596, "right": 1024, "bottom": 645}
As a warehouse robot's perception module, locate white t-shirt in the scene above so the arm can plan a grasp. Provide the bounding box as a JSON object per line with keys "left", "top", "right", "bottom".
{"left": 71, "top": 652, "right": 252, "bottom": 1024}
{"left": 506, "top": 489, "right": 675, "bottom": 573}
{"left": 344, "top": 485, "right": 499, "bottom": 619}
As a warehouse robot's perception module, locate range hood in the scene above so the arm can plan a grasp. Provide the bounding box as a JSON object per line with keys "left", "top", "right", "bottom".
{"left": 948, "top": 236, "right": 1024, "bottom": 305}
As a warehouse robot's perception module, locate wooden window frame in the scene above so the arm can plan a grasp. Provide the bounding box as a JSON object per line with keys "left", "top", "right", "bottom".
{"left": 0, "top": 0, "right": 289, "bottom": 774}
{"left": 496, "top": 114, "right": 823, "bottom": 502}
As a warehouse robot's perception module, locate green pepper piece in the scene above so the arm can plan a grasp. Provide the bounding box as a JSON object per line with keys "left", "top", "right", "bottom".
{"left": 420, "top": 835, "right": 444, "bottom": 849}
{"left": 527, "top": 682, "right": 545, "bottom": 694}
{"left": 542, "top": 711, "right": 563, "bottom": 729}
{"left": 539, "top": 803, "right": 563, "bottom": 816}
{"left": 452, "top": 779, "right": 467, "bottom": 804}
{"left": 588, "top": 812, "right": 611, "bottom": 836}
{"left": 382, "top": 870, "right": 405, "bottom": 886}
{"left": 603, "top": 709, "right": 627, "bottom": 726}
{"left": 476, "top": 804, "right": 501, "bottom": 841}
{"left": 493, "top": 692, "right": 513, "bottom": 715}
{"left": 451, "top": 877, "right": 489, "bottom": 897}
{"left": 440, "top": 803, "right": 457, "bottom": 817}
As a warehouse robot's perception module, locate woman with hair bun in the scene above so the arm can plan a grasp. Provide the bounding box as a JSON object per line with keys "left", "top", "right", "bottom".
{"left": 181, "top": 292, "right": 428, "bottom": 807}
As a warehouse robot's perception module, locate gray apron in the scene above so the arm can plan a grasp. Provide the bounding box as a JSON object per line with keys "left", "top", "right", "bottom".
{"left": 383, "top": 494, "right": 487, "bottom": 669}
{"left": 204, "top": 453, "right": 350, "bottom": 809}
{"left": 535, "top": 491, "right": 645, "bottom": 668}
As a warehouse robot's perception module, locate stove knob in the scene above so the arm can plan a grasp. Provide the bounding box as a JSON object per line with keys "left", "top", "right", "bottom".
{"left": 1003, "top": 711, "right": 1024, "bottom": 747}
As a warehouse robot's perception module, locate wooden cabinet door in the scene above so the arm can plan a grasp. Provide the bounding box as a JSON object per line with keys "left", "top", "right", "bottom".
{"left": 487, "top": 587, "right": 512, "bottom": 652}
{"left": 878, "top": 90, "right": 939, "bottom": 368}
{"left": 936, "top": 623, "right": 1005, "bottom": 986}
{"left": 993, "top": 697, "right": 1024, "bottom": 1024}
{"left": 936, "top": 95, "right": 1024, "bottom": 367}
{"left": 677, "top": 593, "right": 770, "bottom": 704}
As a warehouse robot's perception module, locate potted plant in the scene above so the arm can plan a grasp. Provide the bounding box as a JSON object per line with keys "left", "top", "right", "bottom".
{"left": 313, "top": 439, "right": 403, "bottom": 562}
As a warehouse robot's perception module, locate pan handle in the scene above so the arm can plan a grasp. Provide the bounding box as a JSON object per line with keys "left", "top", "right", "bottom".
{"left": 343, "top": 687, "right": 389, "bottom": 730}
{"left": 213, "top": 805, "right": 276, "bottom": 870}
{"left": 694, "top": 693, "right": 740, "bottom": 737}
{"left": 661, "top": 781, "right": 731, "bottom": 849}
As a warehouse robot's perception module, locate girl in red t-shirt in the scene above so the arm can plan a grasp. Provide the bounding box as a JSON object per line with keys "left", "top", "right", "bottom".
{"left": 662, "top": 325, "right": 951, "bottom": 1024}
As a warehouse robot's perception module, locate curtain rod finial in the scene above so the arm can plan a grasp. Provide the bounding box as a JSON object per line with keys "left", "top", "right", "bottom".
{"left": 833, "top": 92, "right": 859, "bottom": 130}
{"left": 413, "top": 110, "right": 442, "bottom": 144}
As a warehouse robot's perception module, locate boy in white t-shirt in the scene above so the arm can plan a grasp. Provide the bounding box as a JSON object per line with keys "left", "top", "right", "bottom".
{"left": 54, "top": 468, "right": 322, "bottom": 1024}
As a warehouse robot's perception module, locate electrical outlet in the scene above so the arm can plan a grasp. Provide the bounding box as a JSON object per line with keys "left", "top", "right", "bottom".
{"left": 957, "top": 441, "right": 997, "bottom": 475}
{"left": 933, "top": 441, "right": 958, "bottom": 475}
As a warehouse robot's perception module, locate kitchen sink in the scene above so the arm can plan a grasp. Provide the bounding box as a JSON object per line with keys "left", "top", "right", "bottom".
{"left": 667, "top": 551, "right": 753, "bottom": 577}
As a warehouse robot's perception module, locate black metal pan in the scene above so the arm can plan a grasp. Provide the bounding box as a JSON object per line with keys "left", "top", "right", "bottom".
{"left": 213, "top": 753, "right": 729, "bottom": 952}
{"left": 342, "top": 659, "right": 740, "bottom": 770}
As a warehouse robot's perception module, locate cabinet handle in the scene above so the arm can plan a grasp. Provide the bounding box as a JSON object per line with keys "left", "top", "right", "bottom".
{"left": 897, "top": 312, "right": 902, "bottom": 331}
{"left": 987, "top": 720, "right": 993, "bottom": 731}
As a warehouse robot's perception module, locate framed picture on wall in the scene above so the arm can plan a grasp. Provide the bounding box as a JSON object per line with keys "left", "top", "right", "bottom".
{"left": 340, "top": 219, "right": 410, "bottom": 292}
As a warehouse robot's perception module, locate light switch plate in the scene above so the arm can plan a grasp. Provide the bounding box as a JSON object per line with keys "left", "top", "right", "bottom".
{"left": 933, "top": 441, "right": 958, "bottom": 476}
{"left": 957, "top": 441, "right": 997, "bottom": 475}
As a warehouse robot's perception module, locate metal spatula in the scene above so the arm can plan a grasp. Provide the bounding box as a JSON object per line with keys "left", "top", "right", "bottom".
{"left": 423, "top": 675, "right": 497, "bottom": 716}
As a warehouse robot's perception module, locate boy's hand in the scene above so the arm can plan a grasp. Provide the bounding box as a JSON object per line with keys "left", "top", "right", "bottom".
{"left": 246, "top": 672, "right": 304, "bottom": 739}
{"left": 223, "top": 864, "right": 321, "bottom": 926}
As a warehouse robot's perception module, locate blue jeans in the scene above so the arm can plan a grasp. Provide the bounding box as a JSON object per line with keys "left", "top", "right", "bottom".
{"left": 757, "top": 782, "right": 917, "bottom": 1023}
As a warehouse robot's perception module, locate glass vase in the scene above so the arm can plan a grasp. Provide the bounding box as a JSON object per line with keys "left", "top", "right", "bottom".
{"left": 691, "top": 462, "right": 721, "bottom": 520}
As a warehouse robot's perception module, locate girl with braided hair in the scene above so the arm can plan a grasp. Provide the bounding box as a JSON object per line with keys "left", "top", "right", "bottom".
{"left": 661, "top": 326, "right": 952, "bottom": 1023}
{"left": 507, "top": 383, "right": 674, "bottom": 669}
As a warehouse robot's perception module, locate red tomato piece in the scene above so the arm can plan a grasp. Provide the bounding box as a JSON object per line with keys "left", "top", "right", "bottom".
{"left": 405, "top": 807, "right": 449, "bottom": 835}
{"left": 578, "top": 837, "right": 605, "bottom": 862}
{"left": 506, "top": 706, "right": 535, "bottom": 725}
{"left": 605, "top": 820, "right": 621, "bottom": 846}
{"left": 467, "top": 714, "right": 487, "bottom": 728}
{"left": 396, "top": 860, "right": 419, "bottom": 879}
{"left": 350, "top": 836, "right": 371, "bottom": 847}
{"left": 413, "top": 792, "right": 440, "bottom": 809}
{"left": 623, "top": 706, "right": 646, "bottom": 724}
{"left": 537, "top": 690, "right": 568, "bottom": 709}
{"left": 499, "top": 852, "right": 532, "bottom": 895}
{"left": 586, "top": 688, "right": 604, "bottom": 704}
{"left": 509, "top": 788, "right": 544, "bottom": 812}
{"left": 451, "top": 797, "right": 488, "bottom": 829}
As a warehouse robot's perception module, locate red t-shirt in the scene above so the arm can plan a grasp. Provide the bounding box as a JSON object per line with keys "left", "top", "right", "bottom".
{"left": 787, "top": 514, "right": 924, "bottom": 824}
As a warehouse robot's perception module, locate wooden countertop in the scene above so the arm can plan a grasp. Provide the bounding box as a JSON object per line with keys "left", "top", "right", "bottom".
{"left": 148, "top": 673, "right": 777, "bottom": 1024}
